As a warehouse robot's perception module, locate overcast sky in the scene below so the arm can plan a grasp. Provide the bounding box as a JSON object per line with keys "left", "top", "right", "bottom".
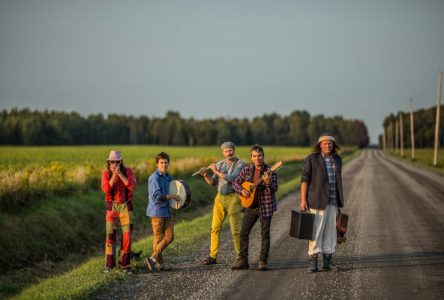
{"left": 1, "top": 0, "right": 443, "bottom": 144}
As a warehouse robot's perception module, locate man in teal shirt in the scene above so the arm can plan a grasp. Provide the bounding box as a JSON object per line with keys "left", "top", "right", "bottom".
{"left": 200, "top": 142, "right": 245, "bottom": 265}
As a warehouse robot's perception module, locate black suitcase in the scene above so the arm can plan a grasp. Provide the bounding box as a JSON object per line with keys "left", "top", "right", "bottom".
{"left": 289, "top": 209, "right": 315, "bottom": 240}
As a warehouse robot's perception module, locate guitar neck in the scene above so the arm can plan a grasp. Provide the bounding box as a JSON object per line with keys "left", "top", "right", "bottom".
{"left": 250, "top": 178, "right": 264, "bottom": 191}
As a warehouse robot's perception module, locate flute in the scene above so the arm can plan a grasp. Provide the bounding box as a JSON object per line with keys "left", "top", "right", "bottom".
{"left": 191, "top": 157, "right": 236, "bottom": 176}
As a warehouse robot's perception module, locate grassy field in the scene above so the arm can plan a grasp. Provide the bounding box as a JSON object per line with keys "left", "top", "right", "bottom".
{"left": 0, "top": 145, "right": 310, "bottom": 170}
{"left": 386, "top": 148, "right": 444, "bottom": 172}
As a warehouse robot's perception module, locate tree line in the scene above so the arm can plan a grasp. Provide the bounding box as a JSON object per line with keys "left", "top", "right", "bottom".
{"left": 0, "top": 108, "right": 369, "bottom": 147}
{"left": 380, "top": 105, "right": 444, "bottom": 148}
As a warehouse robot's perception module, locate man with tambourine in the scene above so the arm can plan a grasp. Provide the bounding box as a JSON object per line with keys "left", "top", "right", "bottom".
{"left": 145, "top": 152, "right": 180, "bottom": 271}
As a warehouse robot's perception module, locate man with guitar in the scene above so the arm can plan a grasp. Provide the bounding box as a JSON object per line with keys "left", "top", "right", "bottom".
{"left": 231, "top": 144, "right": 279, "bottom": 271}
{"left": 199, "top": 141, "right": 245, "bottom": 265}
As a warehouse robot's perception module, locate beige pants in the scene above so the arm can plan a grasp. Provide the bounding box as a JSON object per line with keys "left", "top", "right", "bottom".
{"left": 308, "top": 204, "right": 337, "bottom": 256}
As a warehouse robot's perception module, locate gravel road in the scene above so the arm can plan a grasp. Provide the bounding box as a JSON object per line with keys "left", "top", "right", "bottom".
{"left": 94, "top": 149, "right": 444, "bottom": 299}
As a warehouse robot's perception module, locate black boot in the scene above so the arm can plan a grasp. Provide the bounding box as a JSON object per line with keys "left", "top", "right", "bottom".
{"left": 309, "top": 253, "right": 318, "bottom": 272}
{"left": 323, "top": 254, "right": 339, "bottom": 271}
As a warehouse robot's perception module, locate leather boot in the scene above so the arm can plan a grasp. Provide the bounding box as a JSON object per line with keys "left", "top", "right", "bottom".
{"left": 309, "top": 253, "right": 318, "bottom": 272}
{"left": 322, "top": 254, "right": 331, "bottom": 271}
{"left": 323, "top": 254, "right": 339, "bottom": 271}
{"left": 231, "top": 258, "right": 249, "bottom": 270}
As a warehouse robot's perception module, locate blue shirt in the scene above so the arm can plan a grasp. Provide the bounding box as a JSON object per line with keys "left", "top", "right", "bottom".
{"left": 146, "top": 169, "right": 173, "bottom": 217}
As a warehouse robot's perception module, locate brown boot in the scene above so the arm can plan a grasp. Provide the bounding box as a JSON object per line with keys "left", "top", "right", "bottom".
{"left": 231, "top": 258, "right": 249, "bottom": 270}
{"left": 257, "top": 260, "right": 267, "bottom": 271}
{"left": 202, "top": 256, "right": 217, "bottom": 265}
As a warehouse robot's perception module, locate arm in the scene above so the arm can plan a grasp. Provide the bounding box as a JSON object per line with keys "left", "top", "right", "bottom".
{"left": 101, "top": 171, "right": 115, "bottom": 194}
{"left": 200, "top": 167, "right": 216, "bottom": 186}
{"left": 300, "top": 156, "right": 312, "bottom": 211}
{"left": 300, "top": 182, "right": 309, "bottom": 211}
{"left": 263, "top": 171, "right": 278, "bottom": 193}
{"left": 232, "top": 167, "right": 247, "bottom": 194}
{"left": 122, "top": 169, "right": 137, "bottom": 193}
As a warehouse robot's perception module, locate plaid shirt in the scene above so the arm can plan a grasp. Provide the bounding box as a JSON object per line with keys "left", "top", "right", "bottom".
{"left": 101, "top": 168, "right": 137, "bottom": 203}
{"left": 232, "top": 164, "right": 278, "bottom": 218}
{"left": 323, "top": 155, "right": 337, "bottom": 205}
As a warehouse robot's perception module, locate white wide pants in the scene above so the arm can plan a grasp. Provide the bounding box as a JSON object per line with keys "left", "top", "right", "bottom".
{"left": 308, "top": 204, "right": 338, "bottom": 256}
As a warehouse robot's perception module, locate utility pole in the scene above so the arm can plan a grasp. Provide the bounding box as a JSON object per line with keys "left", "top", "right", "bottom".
{"left": 410, "top": 98, "right": 415, "bottom": 161}
{"left": 399, "top": 112, "right": 404, "bottom": 157}
{"left": 433, "top": 71, "right": 442, "bottom": 167}
{"left": 391, "top": 121, "right": 395, "bottom": 152}
{"left": 382, "top": 126, "right": 386, "bottom": 150}
{"left": 395, "top": 119, "right": 399, "bottom": 153}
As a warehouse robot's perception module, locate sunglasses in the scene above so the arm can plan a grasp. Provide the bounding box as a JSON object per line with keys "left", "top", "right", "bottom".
{"left": 109, "top": 161, "right": 121, "bottom": 164}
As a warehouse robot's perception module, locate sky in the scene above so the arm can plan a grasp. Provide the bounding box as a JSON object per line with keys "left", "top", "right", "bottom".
{"left": 1, "top": 0, "right": 443, "bottom": 144}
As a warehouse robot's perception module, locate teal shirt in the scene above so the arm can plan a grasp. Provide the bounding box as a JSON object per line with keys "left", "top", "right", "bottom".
{"left": 212, "top": 158, "right": 245, "bottom": 195}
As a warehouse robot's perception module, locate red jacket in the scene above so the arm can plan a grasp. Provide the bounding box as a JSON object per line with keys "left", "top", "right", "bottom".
{"left": 101, "top": 168, "right": 137, "bottom": 203}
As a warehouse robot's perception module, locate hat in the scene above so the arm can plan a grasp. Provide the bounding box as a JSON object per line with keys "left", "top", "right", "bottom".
{"left": 220, "top": 141, "right": 235, "bottom": 150}
{"left": 107, "top": 150, "right": 123, "bottom": 161}
{"left": 318, "top": 132, "right": 336, "bottom": 144}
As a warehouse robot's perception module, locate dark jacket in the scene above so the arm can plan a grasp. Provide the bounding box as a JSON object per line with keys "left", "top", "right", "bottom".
{"left": 301, "top": 152, "right": 344, "bottom": 210}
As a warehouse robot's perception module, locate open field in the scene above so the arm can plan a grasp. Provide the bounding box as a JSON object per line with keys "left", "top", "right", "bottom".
{"left": 0, "top": 145, "right": 310, "bottom": 170}
{"left": 386, "top": 148, "right": 444, "bottom": 172}
{"left": 0, "top": 146, "right": 311, "bottom": 212}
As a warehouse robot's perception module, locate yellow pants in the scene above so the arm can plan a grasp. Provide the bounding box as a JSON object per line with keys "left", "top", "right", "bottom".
{"left": 210, "top": 192, "right": 242, "bottom": 259}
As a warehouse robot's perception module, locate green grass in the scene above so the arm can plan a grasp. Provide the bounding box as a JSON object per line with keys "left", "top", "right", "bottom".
{"left": 0, "top": 146, "right": 310, "bottom": 212}
{"left": 12, "top": 213, "right": 214, "bottom": 300}
{"left": 386, "top": 148, "right": 444, "bottom": 172}
{"left": 0, "top": 145, "right": 310, "bottom": 170}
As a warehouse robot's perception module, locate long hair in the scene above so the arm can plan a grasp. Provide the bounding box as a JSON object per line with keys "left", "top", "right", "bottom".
{"left": 106, "top": 160, "right": 127, "bottom": 176}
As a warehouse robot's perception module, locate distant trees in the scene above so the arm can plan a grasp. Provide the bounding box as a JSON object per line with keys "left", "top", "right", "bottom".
{"left": 0, "top": 108, "right": 369, "bottom": 147}
{"left": 380, "top": 105, "right": 444, "bottom": 148}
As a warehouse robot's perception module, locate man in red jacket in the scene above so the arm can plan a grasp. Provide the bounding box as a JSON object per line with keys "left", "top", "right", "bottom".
{"left": 101, "top": 150, "right": 137, "bottom": 273}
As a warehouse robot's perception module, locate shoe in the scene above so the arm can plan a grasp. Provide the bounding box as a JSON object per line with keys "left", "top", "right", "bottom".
{"left": 231, "top": 258, "right": 249, "bottom": 270}
{"left": 145, "top": 257, "right": 158, "bottom": 272}
{"left": 122, "top": 268, "right": 132, "bottom": 274}
{"left": 157, "top": 263, "right": 172, "bottom": 271}
{"left": 103, "top": 267, "right": 112, "bottom": 273}
{"left": 322, "top": 254, "right": 339, "bottom": 271}
{"left": 257, "top": 260, "right": 267, "bottom": 271}
{"left": 202, "top": 256, "right": 217, "bottom": 265}
{"left": 309, "top": 253, "right": 318, "bottom": 273}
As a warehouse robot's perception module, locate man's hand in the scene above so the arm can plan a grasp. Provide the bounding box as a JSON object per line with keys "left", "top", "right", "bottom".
{"left": 300, "top": 200, "right": 309, "bottom": 212}
{"left": 209, "top": 164, "right": 217, "bottom": 173}
{"left": 199, "top": 167, "right": 208, "bottom": 177}
{"left": 241, "top": 189, "right": 251, "bottom": 198}
{"left": 262, "top": 171, "right": 271, "bottom": 185}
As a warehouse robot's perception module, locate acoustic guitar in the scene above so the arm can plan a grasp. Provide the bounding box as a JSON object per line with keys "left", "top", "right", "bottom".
{"left": 239, "top": 161, "right": 283, "bottom": 208}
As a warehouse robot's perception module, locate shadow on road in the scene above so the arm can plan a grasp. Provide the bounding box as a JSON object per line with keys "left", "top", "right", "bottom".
{"left": 267, "top": 251, "right": 444, "bottom": 272}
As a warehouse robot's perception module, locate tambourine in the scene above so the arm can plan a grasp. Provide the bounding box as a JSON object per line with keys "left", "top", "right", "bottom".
{"left": 168, "top": 180, "right": 191, "bottom": 209}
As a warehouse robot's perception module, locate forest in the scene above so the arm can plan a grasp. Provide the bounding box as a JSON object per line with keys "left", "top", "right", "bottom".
{"left": 381, "top": 105, "right": 444, "bottom": 147}
{"left": 0, "top": 108, "right": 369, "bottom": 147}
